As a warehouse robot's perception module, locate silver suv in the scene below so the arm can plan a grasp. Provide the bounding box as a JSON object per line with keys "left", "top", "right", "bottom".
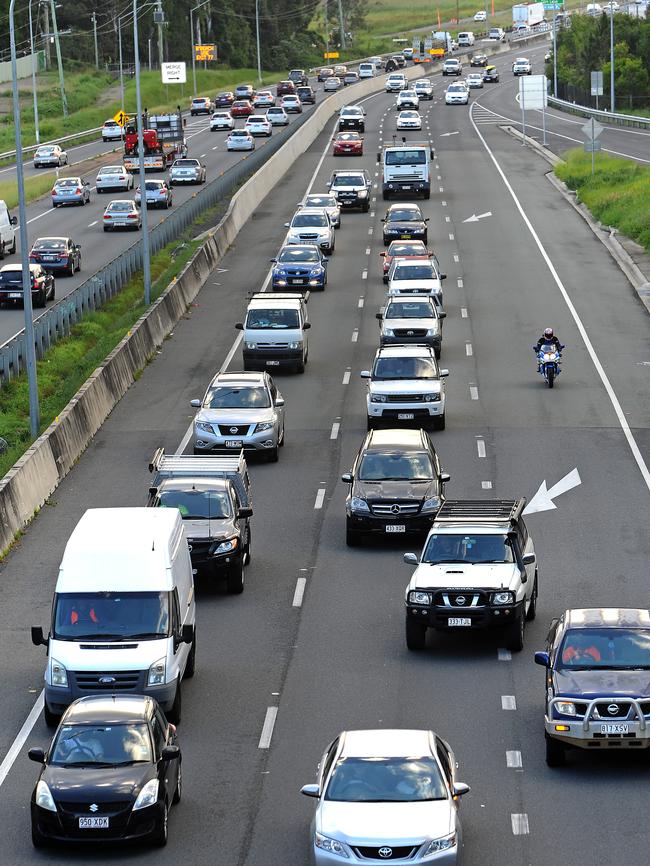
{"left": 361, "top": 345, "right": 448, "bottom": 431}
{"left": 442, "top": 58, "right": 462, "bottom": 76}
{"left": 191, "top": 371, "right": 285, "bottom": 462}
{"left": 284, "top": 208, "right": 335, "bottom": 254}
{"left": 327, "top": 169, "right": 372, "bottom": 212}
{"left": 376, "top": 295, "right": 445, "bottom": 357}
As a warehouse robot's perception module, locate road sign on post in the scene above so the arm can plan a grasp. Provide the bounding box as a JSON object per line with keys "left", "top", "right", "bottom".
{"left": 161, "top": 62, "right": 187, "bottom": 83}
{"left": 519, "top": 75, "right": 548, "bottom": 145}
{"left": 113, "top": 109, "right": 129, "bottom": 126}
{"left": 323, "top": 51, "right": 339, "bottom": 59}
{"left": 194, "top": 44, "right": 217, "bottom": 62}
{"left": 582, "top": 117, "right": 603, "bottom": 174}
{"left": 590, "top": 71, "right": 603, "bottom": 96}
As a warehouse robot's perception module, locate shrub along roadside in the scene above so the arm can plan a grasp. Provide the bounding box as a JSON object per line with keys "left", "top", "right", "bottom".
{"left": 555, "top": 149, "right": 650, "bottom": 254}
{"left": 0, "top": 172, "right": 56, "bottom": 209}
{"left": 0, "top": 229, "right": 203, "bottom": 481}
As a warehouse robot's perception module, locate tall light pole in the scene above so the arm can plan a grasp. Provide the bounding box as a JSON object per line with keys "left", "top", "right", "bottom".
{"left": 118, "top": 13, "right": 125, "bottom": 115}
{"left": 337, "top": 0, "right": 345, "bottom": 50}
{"left": 609, "top": 8, "right": 615, "bottom": 113}
{"left": 133, "top": 0, "right": 152, "bottom": 306}
{"left": 10, "top": 0, "right": 40, "bottom": 438}
{"left": 28, "top": 0, "right": 41, "bottom": 144}
{"left": 49, "top": 0, "right": 67, "bottom": 116}
{"left": 552, "top": 12, "right": 558, "bottom": 97}
{"left": 91, "top": 10, "right": 99, "bottom": 68}
{"left": 255, "top": 0, "right": 262, "bottom": 83}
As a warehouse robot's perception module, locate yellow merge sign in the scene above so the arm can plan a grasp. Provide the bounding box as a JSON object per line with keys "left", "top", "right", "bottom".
{"left": 323, "top": 51, "right": 340, "bottom": 59}
{"left": 113, "top": 110, "right": 129, "bottom": 127}
{"left": 194, "top": 44, "right": 216, "bottom": 62}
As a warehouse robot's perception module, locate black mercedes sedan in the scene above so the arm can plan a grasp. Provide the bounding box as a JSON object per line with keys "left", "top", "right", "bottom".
{"left": 381, "top": 203, "right": 429, "bottom": 246}
{"left": 29, "top": 695, "right": 181, "bottom": 848}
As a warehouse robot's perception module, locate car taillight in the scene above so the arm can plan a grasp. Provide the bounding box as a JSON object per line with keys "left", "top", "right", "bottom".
{"left": 103, "top": 214, "right": 110, "bottom": 219}
{"left": 75, "top": 188, "right": 82, "bottom": 194}
{"left": 127, "top": 213, "right": 138, "bottom": 219}
{"left": 51, "top": 189, "right": 57, "bottom": 195}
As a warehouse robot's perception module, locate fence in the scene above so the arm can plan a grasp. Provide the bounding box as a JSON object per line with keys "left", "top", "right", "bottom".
{"left": 553, "top": 80, "right": 650, "bottom": 114}
{"left": 547, "top": 94, "right": 650, "bottom": 128}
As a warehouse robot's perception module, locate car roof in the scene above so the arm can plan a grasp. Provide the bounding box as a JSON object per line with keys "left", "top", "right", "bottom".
{"left": 63, "top": 695, "right": 154, "bottom": 725}
{"left": 294, "top": 207, "right": 328, "bottom": 215}
{"left": 248, "top": 296, "right": 302, "bottom": 310}
{"left": 387, "top": 203, "right": 421, "bottom": 211}
{"left": 340, "top": 729, "right": 434, "bottom": 758}
{"left": 386, "top": 294, "right": 435, "bottom": 305}
{"left": 376, "top": 344, "right": 433, "bottom": 358}
{"left": 0, "top": 263, "right": 42, "bottom": 272}
{"left": 564, "top": 608, "right": 650, "bottom": 629}
{"left": 366, "top": 428, "right": 428, "bottom": 451}
{"left": 210, "top": 371, "right": 266, "bottom": 386}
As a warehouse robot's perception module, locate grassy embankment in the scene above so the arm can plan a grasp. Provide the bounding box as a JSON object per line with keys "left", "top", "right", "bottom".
{"left": 555, "top": 149, "right": 650, "bottom": 252}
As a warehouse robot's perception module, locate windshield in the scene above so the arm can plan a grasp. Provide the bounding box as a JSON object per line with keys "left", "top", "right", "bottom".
{"left": 359, "top": 451, "right": 434, "bottom": 481}
{"left": 373, "top": 357, "right": 437, "bottom": 380}
{"left": 277, "top": 247, "right": 319, "bottom": 263}
{"left": 32, "top": 239, "right": 67, "bottom": 251}
{"left": 205, "top": 385, "right": 270, "bottom": 409}
{"left": 100, "top": 167, "right": 121, "bottom": 174}
{"left": 336, "top": 133, "right": 360, "bottom": 141}
{"left": 385, "top": 301, "right": 434, "bottom": 319}
{"left": 292, "top": 214, "right": 327, "bottom": 227}
{"left": 385, "top": 151, "right": 427, "bottom": 166}
{"left": 158, "top": 488, "right": 232, "bottom": 519}
{"left": 540, "top": 343, "right": 558, "bottom": 353}
{"left": 392, "top": 265, "right": 435, "bottom": 281}
{"left": 448, "top": 85, "right": 465, "bottom": 92}
{"left": 326, "top": 756, "right": 446, "bottom": 802}
{"left": 107, "top": 202, "right": 133, "bottom": 212}
{"left": 387, "top": 209, "right": 421, "bottom": 222}
{"left": 305, "top": 196, "right": 335, "bottom": 208}
{"left": 422, "top": 533, "right": 514, "bottom": 564}
{"left": 0, "top": 270, "right": 30, "bottom": 284}
{"left": 558, "top": 628, "right": 650, "bottom": 670}
{"left": 331, "top": 175, "right": 364, "bottom": 187}
{"left": 53, "top": 591, "right": 170, "bottom": 640}
{"left": 50, "top": 723, "right": 152, "bottom": 767}
{"left": 144, "top": 182, "right": 163, "bottom": 190}
{"left": 246, "top": 308, "right": 300, "bottom": 329}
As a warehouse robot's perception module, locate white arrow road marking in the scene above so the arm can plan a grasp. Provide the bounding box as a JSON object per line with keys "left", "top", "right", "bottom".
{"left": 523, "top": 468, "right": 582, "bottom": 514}
{"left": 440, "top": 131, "right": 460, "bottom": 137}
{"left": 463, "top": 211, "right": 492, "bottom": 223}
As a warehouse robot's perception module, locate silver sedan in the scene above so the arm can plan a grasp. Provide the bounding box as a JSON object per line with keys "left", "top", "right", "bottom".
{"left": 102, "top": 199, "right": 142, "bottom": 231}
{"left": 33, "top": 145, "right": 68, "bottom": 168}
{"left": 51, "top": 177, "right": 91, "bottom": 208}
{"left": 169, "top": 158, "right": 206, "bottom": 186}
{"left": 135, "top": 179, "right": 173, "bottom": 209}
{"left": 226, "top": 130, "right": 255, "bottom": 151}
{"left": 96, "top": 165, "right": 134, "bottom": 193}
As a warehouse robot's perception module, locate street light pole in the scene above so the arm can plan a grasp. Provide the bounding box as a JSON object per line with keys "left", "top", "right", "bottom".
{"left": 118, "top": 14, "right": 124, "bottom": 115}
{"left": 255, "top": 0, "right": 262, "bottom": 83}
{"left": 133, "top": 0, "right": 152, "bottom": 306}
{"left": 91, "top": 11, "right": 99, "bottom": 68}
{"left": 10, "top": 0, "right": 40, "bottom": 438}
{"left": 609, "top": 9, "right": 615, "bottom": 113}
{"left": 552, "top": 12, "right": 558, "bottom": 97}
{"left": 28, "top": 0, "right": 41, "bottom": 144}
{"left": 49, "top": 0, "right": 67, "bottom": 116}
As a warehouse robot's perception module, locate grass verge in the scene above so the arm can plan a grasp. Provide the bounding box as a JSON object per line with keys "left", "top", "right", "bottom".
{"left": 555, "top": 149, "right": 650, "bottom": 253}
{"left": 0, "top": 172, "right": 56, "bottom": 209}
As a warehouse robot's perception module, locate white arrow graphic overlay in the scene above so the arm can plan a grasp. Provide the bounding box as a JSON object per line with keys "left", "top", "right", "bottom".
{"left": 463, "top": 211, "right": 492, "bottom": 223}
{"left": 440, "top": 131, "right": 460, "bottom": 137}
{"left": 523, "top": 468, "right": 582, "bottom": 514}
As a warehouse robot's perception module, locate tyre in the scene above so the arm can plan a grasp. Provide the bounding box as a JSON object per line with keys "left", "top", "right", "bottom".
{"left": 103, "top": 226, "right": 110, "bottom": 232}
{"left": 266, "top": 445, "right": 279, "bottom": 463}
{"left": 432, "top": 414, "right": 445, "bottom": 431}
{"left": 547, "top": 367, "right": 555, "bottom": 388}
{"left": 505, "top": 613, "right": 525, "bottom": 652}
{"left": 423, "top": 190, "right": 431, "bottom": 200}
{"left": 167, "top": 681, "right": 182, "bottom": 724}
{"left": 151, "top": 801, "right": 169, "bottom": 846}
{"left": 43, "top": 701, "right": 60, "bottom": 728}
{"left": 31, "top": 823, "right": 49, "bottom": 849}
{"left": 366, "top": 417, "right": 375, "bottom": 431}
{"left": 97, "top": 187, "right": 104, "bottom": 194}
{"left": 526, "top": 574, "right": 538, "bottom": 622}
{"left": 406, "top": 619, "right": 427, "bottom": 651}
{"left": 184, "top": 633, "right": 196, "bottom": 679}
{"left": 346, "top": 526, "right": 362, "bottom": 547}
{"left": 295, "top": 359, "right": 305, "bottom": 374}
{"left": 67, "top": 261, "right": 75, "bottom": 277}
{"left": 50, "top": 281, "right": 56, "bottom": 301}
{"left": 35, "top": 288, "right": 46, "bottom": 308}
{"left": 172, "top": 761, "right": 182, "bottom": 804}
{"left": 545, "top": 734, "right": 566, "bottom": 767}
{"left": 226, "top": 561, "right": 244, "bottom": 594}
{"left": 9, "top": 235, "right": 16, "bottom": 254}
{"left": 362, "top": 202, "right": 370, "bottom": 213}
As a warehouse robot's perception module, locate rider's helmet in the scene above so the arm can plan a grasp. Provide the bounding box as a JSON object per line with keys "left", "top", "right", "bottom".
{"left": 544, "top": 327, "right": 554, "bottom": 339}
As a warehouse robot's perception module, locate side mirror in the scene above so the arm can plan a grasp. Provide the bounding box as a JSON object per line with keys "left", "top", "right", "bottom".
{"left": 424, "top": 217, "right": 430, "bottom": 223}
{"left": 534, "top": 651, "right": 550, "bottom": 667}
{"left": 31, "top": 626, "right": 47, "bottom": 647}
{"left": 439, "top": 311, "right": 447, "bottom": 319}
{"left": 190, "top": 399, "right": 201, "bottom": 408}
{"left": 379, "top": 251, "right": 386, "bottom": 258}
{"left": 235, "top": 322, "right": 244, "bottom": 330}
{"left": 403, "top": 552, "right": 419, "bottom": 565}
{"left": 441, "top": 471, "right": 451, "bottom": 483}
{"left": 303, "top": 322, "right": 311, "bottom": 330}
{"left": 269, "top": 258, "right": 277, "bottom": 263}
{"left": 275, "top": 396, "right": 285, "bottom": 407}
{"left": 376, "top": 152, "right": 381, "bottom": 163}
{"left": 360, "top": 370, "right": 371, "bottom": 379}
{"left": 523, "top": 553, "right": 536, "bottom": 565}
{"left": 28, "top": 747, "right": 46, "bottom": 763}
{"left": 284, "top": 222, "right": 290, "bottom": 228}
{"left": 440, "top": 369, "right": 449, "bottom": 378}
{"left": 453, "top": 782, "right": 470, "bottom": 799}
{"left": 375, "top": 312, "right": 383, "bottom": 320}
{"left": 76, "top": 244, "right": 81, "bottom": 251}
{"left": 380, "top": 218, "right": 386, "bottom": 223}
{"left": 238, "top": 507, "right": 253, "bottom": 519}
{"left": 180, "top": 624, "right": 194, "bottom": 645}
{"left": 161, "top": 745, "right": 181, "bottom": 761}
{"left": 322, "top": 257, "right": 329, "bottom": 263}
{"left": 300, "top": 784, "right": 321, "bottom": 798}
{"left": 341, "top": 472, "right": 353, "bottom": 483}
{"left": 439, "top": 273, "right": 447, "bottom": 280}
{"left": 148, "top": 486, "right": 158, "bottom": 496}
{"left": 10, "top": 215, "right": 17, "bottom": 226}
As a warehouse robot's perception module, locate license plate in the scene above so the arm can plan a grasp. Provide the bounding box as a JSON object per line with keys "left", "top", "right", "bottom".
{"left": 9, "top": 292, "right": 22, "bottom": 298}
{"left": 398, "top": 413, "right": 415, "bottom": 420}
{"left": 290, "top": 279, "right": 304, "bottom": 285}
{"left": 266, "top": 360, "right": 280, "bottom": 365}
{"left": 402, "top": 186, "right": 412, "bottom": 190}
{"left": 385, "top": 524, "right": 405, "bottom": 533}
{"left": 225, "top": 440, "right": 242, "bottom": 448}
{"left": 600, "top": 724, "right": 629, "bottom": 734}
{"left": 400, "top": 234, "right": 411, "bottom": 239}
{"left": 43, "top": 255, "right": 56, "bottom": 261}
{"left": 448, "top": 617, "right": 472, "bottom": 627}
{"left": 79, "top": 816, "right": 109, "bottom": 829}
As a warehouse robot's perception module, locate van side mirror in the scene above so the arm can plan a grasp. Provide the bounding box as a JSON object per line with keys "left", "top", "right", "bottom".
{"left": 161, "top": 745, "right": 181, "bottom": 760}
{"left": 303, "top": 322, "right": 311, "bottom": 330}
{"left": 238, "top": 507, "right": 253, "bottom": 519}
{"left": 10, "top": 216, "right": 17, "bottom": 226}
{"left": 360, "top": 370, "right": 371, "bottom": 379}
{"left": 235, "top": 322, "right": 244, "bottom": 330}
{"left": 28, "top": 747, "right": 46, "bottom": 763}
{"left": 534, "top": 651, "right": 550, "bottom": 667}
{"left": 31, "top": 626, "right": 47, "bottom": 647}
{"left": 190, "top": 399, "right": 201, "bottom": 408}
{"left": 403, "top": 552, "right": 419, "bottom": 565}
{"left": 180, "top": 624, "right": 194, "bottom": 645}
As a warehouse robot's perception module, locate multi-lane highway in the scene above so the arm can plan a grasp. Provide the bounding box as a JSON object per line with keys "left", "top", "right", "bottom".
{"left": 1, "top": 39, "right": 650, "bottom": 865}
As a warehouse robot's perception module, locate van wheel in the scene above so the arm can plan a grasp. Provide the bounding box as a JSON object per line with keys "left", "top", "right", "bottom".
{"left": 505, "top": 613, "right": 525, "bottom": 652}
{"left": 545, "top": 734, "right": 566, "bottom": 767}
{"left": 167, "top": 681, "right": 182, "bottom": 724}
{"left": 9, "top": 235, "right": 16, "bottom": 254}
{"left": 526, "top": 574, "right": 538, "bottom": 621}
{"left": 43, "top": 701, "right": 60, "bottom": 728}
{"left": 184, "top": 633, "right": 196, "bottom": 679}
{"left": 227, "top": 562, "right": 244, "bottom": 594}
{"left": 406, "top": 619, "right": 427, "bottom": 651}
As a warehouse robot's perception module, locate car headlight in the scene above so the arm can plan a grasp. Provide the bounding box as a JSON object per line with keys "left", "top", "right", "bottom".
{"left": 425, "top": 327, "right": 438, "bottom": 336}
{"left": 315, "top": 833, "right": 350, "bottom": 858}
{"left": 357, "top": 189, "right": 368, "bottom": 198}
{"left": 421, "top": 497, "right": 440, "bottom": 513}
{"left": 50, "top": 657, "right": 68, "bottom": 688}
{"left": 556, "top": 701, "right": 577, "bottom": 716}
{"left": 288, "top": 341, "right": 303, "bottom": 350}
{"left": 350, "top": 497, "right": 370, "bottom": 514}
{"left": 370, "top": 394, "right": 387, "bottom": 403}
{"left": 147, "top": 657, "right": 166, "bottom": 687}
{"left": 35, "top": 780, "right": 57, "bottom": 813}
{"left": 491, "top": 591, "right": 515, "bottom": 605}
{"left": 408, "top": 590, "right": 431, "bottom": 604}
{"left": 424, "top": 833, "right": 457, "bottom": 854}
{"left": 274, "top": 269, "right": 287, "bottom": 276}
{"left": 309, "top": 268, "right": 323, "bottom": 276}
{"left": 245, "top": 342, "right": 257, "bottom": 350}
{"left": 211, "top": 537, "right": 239, "bottom": 555}
{"left": 255, "top": 421, "right": 275, "bottom": 432}
{"left": 423, "top": 393, "right": 441, "bottom": 402}
{"left": 133, "top": 779, "right": 159, "bottom": 811}
{"left": 196, "top": 421, "right": 214, "bottom": 434}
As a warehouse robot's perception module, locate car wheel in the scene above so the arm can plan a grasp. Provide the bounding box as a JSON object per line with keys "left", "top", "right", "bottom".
{"left": 366, "top": 417, "right": 376, "bottom": 431}
{"left": 545, "top": 734, "right": 566, "bottom": 767}
{"left": 31, "top": 823, "right": 49, "bottom": 849}
{"left": 35, "top": 287, "right": 46, "bottom": 308}
{"left": 295, "top": 358, "right": 305, "bottom": 374}
{"left": 167, "top": 680, "right": 182, "bottom": 724}
{"left": 152, "top": 801, "right": 169, "bottom": 847}
{"left": 433, "top": 414, "right": 445, "bottom": 431}
{"left": 505, "top": 612, "right": 525, "bottom": 652}
{"left": 526, "top": 573, "right": 538, "bottom": 621}
{"left": 346, "top": 525, "right": 362, "bottom": 547}
{"left": 67, "top": 261, "right": 75, "bottom": 277}
{"left": 50, "top": 281, "right": 56, "bottom": 300}
{"left": 406, "top": 619, "right": 427, "bottom": 651}
{"left": 227, "top": 561, "right": 245, "bottom": 594}
{"left": 103, "top": 226, "right": 110, "bottom": 232}
{"left": 43, "top": 701, "right": 60, "bottom": 728}
{"left": 266, "top": 445, "right": 279, "bottom": 463}
{"left": 184, "top": 632, "right": 196, "bottom": 679}
{"left": 172, "top": 761, "right": 182, "bottom": 804}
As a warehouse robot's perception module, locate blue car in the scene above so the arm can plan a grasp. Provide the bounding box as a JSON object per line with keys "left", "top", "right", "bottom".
{"left": 270, "top": 244, "right": 328, "bottom": 291}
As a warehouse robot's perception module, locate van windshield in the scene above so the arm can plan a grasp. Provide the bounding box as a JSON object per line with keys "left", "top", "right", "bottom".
{"left": 53, "top": 591, "right": 170, "bottom": 640}
{"left": 385, "top": 151, "right": 427, "bottom": 166}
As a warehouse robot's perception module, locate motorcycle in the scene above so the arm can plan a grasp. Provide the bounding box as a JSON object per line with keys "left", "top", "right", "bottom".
{"left": 534, "top": 343, "right": 563, "bottom": 388}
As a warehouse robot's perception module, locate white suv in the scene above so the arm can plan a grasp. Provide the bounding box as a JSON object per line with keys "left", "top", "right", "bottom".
{"left": 385, "top": 73, "right": 407, "bottom": 92}
{"left": 396, "top": 89, "right": 419, "bottom": 110}
{"left": 442, "top": 58, "right": 462, "bottom": 76}
{"left": 361, "top": 345, "right": 448, "bottom": 431}
{"left": 387, "top": 257, "right": 446, "bottom": 312}
{"left": 284, "top": 208, "right": 335, "bottom": 255}
{"left": 513, "top": 57, "right": 532, "bottom": 75}
{"left": 445, "top": 82, "right": 469, "bottom": 105}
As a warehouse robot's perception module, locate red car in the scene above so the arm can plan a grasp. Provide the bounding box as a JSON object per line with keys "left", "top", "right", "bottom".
{"left": 276, "top": 80, "right": 296, "bottom": 96}
{"left": 379, "top": 241, "right": 439, "bottom": 283}
{"left": 230, "top": 100, "right": 254, "bottom": 117}
{"left": 332, "top": 131, "right": 364, "bottom": 156}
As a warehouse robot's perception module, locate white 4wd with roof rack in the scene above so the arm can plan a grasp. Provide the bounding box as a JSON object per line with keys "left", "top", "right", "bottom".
{"left": 403, "top": 499, "right": 538, "bottom": 652}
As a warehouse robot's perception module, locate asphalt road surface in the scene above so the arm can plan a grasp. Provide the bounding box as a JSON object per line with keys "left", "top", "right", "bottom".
{"left": 0, "top": 44, "right": 650, "bottom": 866}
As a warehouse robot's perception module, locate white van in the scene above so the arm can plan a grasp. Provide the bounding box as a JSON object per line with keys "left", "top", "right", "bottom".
{"left": 358, "top": 62, "right": 375, "bottom": 79}
{"left": 0, "top": 200, "right": 17, "bottom": 258}
{"left": 237, "top": 292, "right": 311, "bottom": 374}
{"left": 457, "top": 31, "right": 475, "bottom": 46}
{"left": 32, "top": 508, "right": 196, "bottom": 726}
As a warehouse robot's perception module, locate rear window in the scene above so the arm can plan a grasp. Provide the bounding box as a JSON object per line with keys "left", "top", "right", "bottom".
{"left": 107, "top": 202, "right": 133, "bottom": 212}
{"left": 0, "top": 270, "right": 25, "bottom": 284}
{"left": 32, "top": 239, "right": 66, "bottom": 251}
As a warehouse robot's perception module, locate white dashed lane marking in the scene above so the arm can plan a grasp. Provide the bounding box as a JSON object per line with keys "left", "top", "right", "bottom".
{"left": 483, "top": 481, "right": 494, "bottom": 491}
{"left": 506, "top": 750, "right": 523, "bottom": 769}
{"left": 330, "top": 422, "right": 340, "bottom": 440}
{"left": 342, "top": 370, "right": 351, "bottom": 385}
{"left": 511, "top": 814, "right": 529, "bottom": 835}
{"left": 314, "top": 488, "right": 326, "bottom": 509}
{"left": 501, "top": 695, "right": 517, "bottom": 710}
{"left": 466, "top": 343, "right": 473, "bottom": 356}
{"left": 461, "top": 307, "right": 468, "bottom": 318}
{"left": 258, "top": 707, "right": 278, "bottom": 749}
{"left": 469, "top": 385, "right": 479, "bottom": 400}
{"left": 292, "top": 578, "right": 306, "bottom": 607}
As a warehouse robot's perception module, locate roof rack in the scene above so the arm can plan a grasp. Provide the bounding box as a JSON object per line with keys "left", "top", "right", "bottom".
{"left": 149, "top": 447, "right": 246, "bottom": 476}
{"left": 435, "top": 499, "right": 526, "bottom": 524}
{"left": 247, "top": 292, "right": 309, "bottom": 302}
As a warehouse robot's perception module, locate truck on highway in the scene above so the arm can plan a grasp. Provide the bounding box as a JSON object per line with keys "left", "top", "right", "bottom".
{"left": 123, "top": 109, "right": 187, "bottom": 172}
{"left": 431, "top": 31, "right": 457, "bottom": 54}
{"left": 512, "top": 2, "right": 545, "bottom": 27}
{"left": 377, "top": 139, "right": 435, "bottom": 200}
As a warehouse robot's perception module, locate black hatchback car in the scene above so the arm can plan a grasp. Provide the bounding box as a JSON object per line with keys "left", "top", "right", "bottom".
{"left": 382, "top": 203, "right": 429, "bottom": 245}
{"left": 29, "top": 695, "right": 181, "bottom": 848}
{"left": 29, "top": 236, "right": 81, "bottom": 276}
{"left": 0, "top": 263, "right": 55, "bottom": 307}
{"left": 342, "top": 428, "right": 450, "bottom": 546}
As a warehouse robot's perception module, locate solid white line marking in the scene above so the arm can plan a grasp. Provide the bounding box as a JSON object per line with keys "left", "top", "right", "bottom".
{"left": 506, "top": 750, "right": 523, "bottom": 769}
{"left": 466, "top": 343, "right": 473, "bottom": 356}
{"left": 292, "top": 577, "right": 307, "bottom": 608}
{"left": 88, "top": 220, "right": 97, "bottom": 227}
{"left": 453, "top": 254, "right": 460, "bottom": 263}
{"left": 358, "top": 297, "right": 364, "bottom": 308}
{"left": 362, "top": 270, "right": 368, "bottom": 280}
{"left": 342, "top": 370, "right": 351, "bottom": 385}
{"left": 511, "top": 814, "right": 529, "bottom": 835}
{"left": 0, "top": 691, "right": 44, "bottom": 788}
{"left": 314, "top": 488, "right": 326, "bottom": 509}
{"left": 498, "top": 647, "right": 511, "bottom": 660}
{"left": 351, "top": 329, "right": 359, "bottom": 342}
{"left": 449, "top": 233, "right": 454, "bottom": 240}
{"left": 461, "top": 307, "right": 468, "bottom": 318}
{"left": 477, "top": 439, "right": 486, "bottom": 458}
{"left": 483, "top": 481, "right": 494, "bottom": 490}
{"left": 470, "top": 105, "right": 650, "bottom": 497}
{"left": 457, "top": 278, "right": 463, "bottom": 288}
{"left": 258, "top": 707, "right": 278, "bottom": 749}
{"left": 502, "top": 695, "right": 517, "bottom": 710}
{"left": 469, "top": 385, "right": 479, "bottom": 400}
{"left": 331, "top": 422, "right": 340, "bottom": 440}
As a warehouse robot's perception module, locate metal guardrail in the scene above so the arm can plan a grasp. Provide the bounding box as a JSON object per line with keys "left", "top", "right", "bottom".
{"left": 547, "top": 95, "right": 650, "bottom": 129}
{"left": 0, "top": 126, "right": 105, "bottom": 162}
{"left": 0, "top": 116, "right": 311, "bottom": 386}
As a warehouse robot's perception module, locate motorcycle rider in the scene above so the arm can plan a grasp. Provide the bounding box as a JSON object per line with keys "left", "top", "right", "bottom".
{"left": 533, "top": 328, "right": 564, "bottom": 372}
